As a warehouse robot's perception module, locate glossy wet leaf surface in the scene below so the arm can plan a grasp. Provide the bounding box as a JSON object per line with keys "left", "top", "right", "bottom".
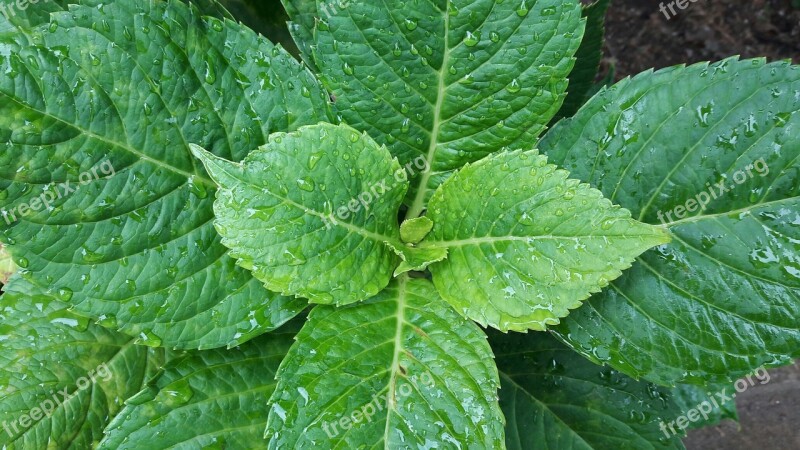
{"left": 98, "top": 321, "right": 298, "bottom": 450}
{"left": 0, "top": 279, "right": 165, "bottom": 450}
{"left": 285, "top": 0, "right": 585, "bottom": 214}
{"left": 265, "top": 277, "right": 505, "bottom": 449}
{"left": 192, "top": 123, "right": 406, "bottom": 306}
{"left": 0, "top": 0, "right": 330, "bottom": 349}
{"left": 492, "top": 330, "right": 685, "bottom": 450}
{"left": 423, "top": 150, "right": 670, "bottom": 331}
{"left": 540, "top": 58, "right": 800, "bottom": 384}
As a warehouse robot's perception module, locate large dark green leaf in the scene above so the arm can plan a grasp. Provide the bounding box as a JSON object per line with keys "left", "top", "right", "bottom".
{"left": 98, "top": 322, "right": 299, "bottom": 449}
{"left": 281, "top": 0, "right": 317, "bottom": 69}
{"left": 539, "top": 58, "right": 800, "bottom": 384}
{"left": 0, "top": 278, "right": 165, "bottom": 450}
{"left": 265, "top": 277, "right": 506, "bottom": 448}
{"left": 553, "top": 0, "right": 610, "bottom": 121}
{"left": 0, "top": 0, "right": 332, "bottom": 349}
{"left": 217, "top": 0, "right": 300, "bottom": 55}
{"left": 669, "top": 383, "right": 738, "bottom": 431}
{"left": 284, "top": 0, "right": 585, "bottom": 215}
{"left": 0, "top": 0, "right": 232, "bottom": 33}
{"left": 492, "top": 330, "right": 685, "bottom": 450}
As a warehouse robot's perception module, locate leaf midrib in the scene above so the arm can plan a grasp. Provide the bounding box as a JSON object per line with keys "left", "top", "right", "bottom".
{"left": 382, "top": 274, "right": 408, "bottom": 450}
{"left": 204, "top": 150, "right": 403, "bottom": 248}
{"left": 419, "top": 233, "right": 665, "bottom": 249}
{"left": 657, "top": 196, "right": 800, "bottom": 228}
{"left": 0, "top": 93, "right": 214, "bottom": 187}
{"left": 405, "top": 0, "right": 451, "bottom": 219}
{"left": 498, "top": 372, "right": 595, "bottom": 450}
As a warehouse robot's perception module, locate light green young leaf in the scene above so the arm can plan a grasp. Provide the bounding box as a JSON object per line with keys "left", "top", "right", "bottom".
{"left": 389, "top": 245, "right": 449, "bottom": 276}
{"left": 0, "top": 278, "right": 165, "bottom": 450}
{"left": 285, "top": 0, "right": 585, "bottom": 215}
{"left": 400, "top": 216, "right": 434, "bottom": 244}
{"left": 422, "top": 150, "right": 670, "bottom": 331}
{"left": 0, "top": 242, "right": 15, "bottom": 285}
{"left": 393, "top": 217, "right": 444, "bottom": 274}
{"left": 191, "top": 123, "right": 406, "bottom": 306}
{"left": 98, "top": 322, "right": 299, "bottom": 450}
{"left": 491, "top": 330, "right": 686, "bottom": 450}
{"left": 0, "top": 0, "right": 330, "bottom": 349}
{"left": 539, "top": 58, "right": 800, "bottom": 384}
{"left": 265, "top": 277, "right": 505, "bottom": 449}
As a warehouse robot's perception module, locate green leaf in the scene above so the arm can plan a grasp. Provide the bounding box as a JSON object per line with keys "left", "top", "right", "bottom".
{"left": 0, "top": 0, "right": 232, "bottom": 33}
{"left": 491, "top": 330, "right": 686, "bottom": 450}
{"left": 98, "top": 323, "right": 298, "bottom": 450}
{"left": 400, "top": 216, "right": 434, "bottom": 244}
{"left": 0, "top": 0, "right": 332, "bottom": 349}
{"left": 539, "top": 58, "right": 800, "bottom": 384}
{"left": 553, "top": 0, "right": 611, "bottom": 121}
{"left": 281, "top": 0, "right": 319, "bottom": 70}
{"left": 216, "top": 0, "right": 301, "bottom": 56}
{"left": 191, "top": 123, "right": 406, "bottom": 306}
{"left": 388, "top": 243, "right": 448, "bottom": 276}
{"left": 285, "top": 0, "right": 585, "bottom": 215}
{"left": 669, "top": 384, "right": 738, "bottom": 430}
{"left": 0, "top": 242, "right": 15, "bottom": 285}
{"left": 0, "top": 0, "right": 78, "bottom": 34}
{"left": 0, "top": 278, "right": 165, "bottom": 450}
{"left": 422, "top": 150, "right": 670, "bottom": 331}
{"left": 265, "top": 277, "right": 506, "bottom": 449}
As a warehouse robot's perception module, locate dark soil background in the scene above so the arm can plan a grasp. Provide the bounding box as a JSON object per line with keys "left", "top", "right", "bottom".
{"left": 601, "top": 1, "right": 799, "bottom": 449}
{"left": 600, "top": 0, "right": 799, "bottom": 79}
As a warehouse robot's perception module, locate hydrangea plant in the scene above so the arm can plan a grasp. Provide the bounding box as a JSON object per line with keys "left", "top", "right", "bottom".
{"left": 0, "top": 0, "right": 797, "bottom": 448}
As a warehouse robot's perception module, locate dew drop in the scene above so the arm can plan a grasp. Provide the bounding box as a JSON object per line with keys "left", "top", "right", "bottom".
{"left": 517, "top": 1, "right": 530, "bottom": 16}
{"left": 135, "top": 330, "right": 163, "bottom": 347}
{"left": 96, "top": 314, "right": 118, "bottom": 328}
{"left": 296, "top": 177, "right": 315, "bottom": 192}
{"left": 307, "top": 152, "right": 323, "bottom": 170}
{"left": 464, "top": 31, "right": 479, "bottom": 47}
{"left": 56, "top": 287, "right": 73, "bottom": 301}
{"left": 157, "top": 379, "right": 194, "bottom": 406}
{"left": 204, "top": 56, "right": 217, "bottom": 84}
